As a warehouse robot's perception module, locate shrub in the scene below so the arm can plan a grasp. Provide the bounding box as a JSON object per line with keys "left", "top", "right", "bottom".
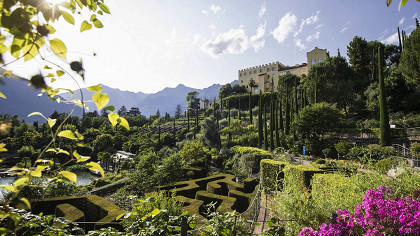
{"left": 334, "top": 141, "right": 353, "bottom": 158}
{"left": 347, "top": 144, "right": 399, "bottom": 164}
{"left": 260, "top": 159, "right": 288, "bottom": 192}
{"left": 410, "top": 142, "right": 420, "bottom": 157}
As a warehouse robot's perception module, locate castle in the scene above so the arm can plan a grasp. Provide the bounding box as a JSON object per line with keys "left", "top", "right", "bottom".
{"left": 238, "top": 47, "right": 328, "bottom": 93}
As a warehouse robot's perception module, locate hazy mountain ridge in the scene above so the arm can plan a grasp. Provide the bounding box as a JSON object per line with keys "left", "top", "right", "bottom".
{"left": 1, "top": 77, "right": 224, "bottom": 119}
{"left": 0, "top": 76, "right": 82, "bottom": 123}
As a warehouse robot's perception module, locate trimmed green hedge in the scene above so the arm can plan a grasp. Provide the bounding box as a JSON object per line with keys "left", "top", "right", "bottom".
{"left": 29, "top": 195, "right": 125, "bottom": 231}
{"left": 230, "top": 146, "right": 273, "bottom": 160}
{"left": 90, "top": 178, "right": 130, "bottom": 196}
{"left": 284, "top": 165, "right": 324, "bottom": 191}
{"left": 260, "top": 159, "right": 289, "bottom": 192}
{"left": 56, "top": 203, "right": 84, "bottom": 222}
{"left": 158, "top": 174, "right": 259, "bottom": 220}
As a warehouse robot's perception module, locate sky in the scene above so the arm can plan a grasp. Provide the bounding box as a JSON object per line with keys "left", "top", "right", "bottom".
{"left": 3, "top": 0, "right": 419, "bottom": 94}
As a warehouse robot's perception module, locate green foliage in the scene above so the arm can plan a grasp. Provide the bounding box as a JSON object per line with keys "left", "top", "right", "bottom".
{"left": 410, "top": 142, "right": 420, "bottom": 156}
{"left": 201, "top": 116, "right": 221, "bottom": 148}
{"left": 400, "top": 28, "right": 420, "bottom": 84}
{"left": 200, "top": 203, "right": 252, "bottom": 236}
{"left": 123, "top": 191, "right": 183, "bottom": 225}
{"left": 347, "top": 144, "right": 399, "bottom": 163}
{"left": 334, "top": 141, "right": 353, "bottom": 158}
{"left": 179, "top": 140, "right": 209, "bottom": 165}
{"left": 260, "top": 159, "right": 288, "bottom": 192}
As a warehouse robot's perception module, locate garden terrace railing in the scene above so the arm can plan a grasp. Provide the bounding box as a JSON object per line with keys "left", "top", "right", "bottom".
{"left": 392, "top": 144, "right": 419, "bottom": 167}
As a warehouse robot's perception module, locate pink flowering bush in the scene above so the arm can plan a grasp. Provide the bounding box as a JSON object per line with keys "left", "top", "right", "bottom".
{"left": 299, "top": 186, "right": 420, "bottom": 236}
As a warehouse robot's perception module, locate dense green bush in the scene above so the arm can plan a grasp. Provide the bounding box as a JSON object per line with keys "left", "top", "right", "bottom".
{"left": 334, "top": 141, "right": 353, "bottom": 158}
{"left": 347, "top": 144, "right": 399, "bottom": 163}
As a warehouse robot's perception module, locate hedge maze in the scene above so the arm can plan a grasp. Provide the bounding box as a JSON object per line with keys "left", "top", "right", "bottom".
{"left": 158, "top": 174, "right": 259, "bottom": 221}
{"left": 30, "top": 195, "right": 125, "bottom": 231}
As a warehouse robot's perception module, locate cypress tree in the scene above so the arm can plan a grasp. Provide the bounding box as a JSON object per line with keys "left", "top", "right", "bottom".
{"left": 294, "top": 77, "right": 298, "bottom": 115}
{"left": 285, "top": 86, "right": 290, "bottom": 135}
{"left": 264, "top": 101, "right": 268, "bottom": 150}
{"left": 249, "top": 92, "right": 253, "bottom": 124}
{"left": 173, "top": 116, "right": 176, "bottom": 141}
{"left": 228, "top": 99, "right": 231, "bottom": 125}
{"left": 279, "top": 97, "right": 284, "bottom": 133}
{"left": 158, "top": 125, "right": 161, "bottom": 151}
{"left": 398, "top": 27, "right": 402, "bottom": 53}
{"left": 187, "top": 109, "right": 190, "bottom": 131}
{"left": 195, "top": 108, "right": 199, "bottom": 136}
{"left": 238, "top": 97, "right": 241, "bottom": 120}
{"left": 314, "top": 69, "right": 318, "bottom": 104}
{"left": 372, "top": 48, "right": 376, "bottom": 81}
{"left": 270, "top": 94, "right": 275, "bottom": 151}
{"left": 275, "top": 95, "right": 280, "bottom": 148}
{"left": 258, "top": 92, "right": 263, "bottom": 148}
{"left": 378, "top": 45, "right": 391, "bottom": 146}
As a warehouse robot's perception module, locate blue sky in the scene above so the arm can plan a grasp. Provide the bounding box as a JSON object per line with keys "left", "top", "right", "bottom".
{"left": 5, "top": 0, "right": 419, "bottom": 93}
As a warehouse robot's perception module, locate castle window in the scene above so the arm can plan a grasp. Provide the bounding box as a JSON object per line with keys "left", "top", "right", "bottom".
{"left": 260, "top": 69, "right": 263, "bottom": 72}
{"left": 240, "top": 73, "right": 242, "bottom": 77}
{"left": 241, "top": 80, "right": 243, "bottom": 83}
{"left": 318, "top": 58, "right": 323, "bottom": 63}
{"left": 254, "top": 70, "right": 257, "bottom": 74}
{"left": 267, "top": 68, "right": 271, "bottom": 72}
{"left": 272, "top": 67, "right": 275, "bottom": 71}
{"left": 244, "top": 72, "right": 247, "bottom": 75}
{"left": 311, "top": 59, "right": 315, "bottom": 65}
{"left": 249, "top": 71, "right": 252, "bottom": 74}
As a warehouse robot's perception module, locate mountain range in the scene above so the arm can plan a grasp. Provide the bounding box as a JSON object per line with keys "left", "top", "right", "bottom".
{"left": 1, "top": 73, "right": 228, "bottom": 122}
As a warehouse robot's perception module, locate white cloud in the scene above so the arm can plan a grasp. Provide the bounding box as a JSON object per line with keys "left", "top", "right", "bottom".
{"left": 413, "top": 13, "right": 418, "bottom": 19}
{"left": 306, "top": 31, "right": 320, "bottom": 42}
{"left": 192, "top": 34, "right": 202, "bottom": 45}
{"left": 201, "top": 10, "right": 208, "bottom": 15}
{"left": 250, "top": 21, "right": 267, "bottom": 52}
{"left": 201, "top": 22, "right": 266, "bottom": 58}
{"left": 294, "top": 10, "right": 320, "bottom": 37}
{"left": 340, "top": 27, "right": 349, "bottom": 33}
{"left": 314, "top": 24, "right": 325, "bottom": 30}
{"left": 210, "top": 5, "right": 222, "bottom": 14}
{"left": 382, "top": 32, "right": 399, "bottom": 44}
{"left": 271, "top": 12, "right": 297, "bottom": 43}
{"left": 259, "top": 2, "right": 266, "bottom": 18}
{"left": 294, "top": 39, "right": 306, "bottom": 50}
{"left": 399, "top": 18, "right": 405, "bottom": 25}
{"left": 210, "top": 23, "right": 217, "bottom": 30}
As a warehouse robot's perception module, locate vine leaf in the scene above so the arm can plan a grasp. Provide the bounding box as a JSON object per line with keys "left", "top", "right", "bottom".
{"left": 0, "top": 143, "right": 7, "bottom": 152}
{"left": 50, "top": 38, "right": 67, "bottom": 59}
{"left": 98, "top": 3, "right": 111, "bottom": 14}
{"left": 86, "top": 161, "right": 104, "bottom": 177}
{"left": 0, "top": 185, "right": 17, "bottom": 193}
{"left": 56, "top": 70, "right": 65, "bottom": 77}
{"left": 80, "top": 20, "right": 92, "bottom": 32}
{"left": 59, "top": 171, "right": 77, "bottom": 183}
{"left": 92, "top": 92, "right": 109, "bottom": 110}
{"left": 60, "top": 10, "right": 75, "bottom": 25}
{"left": 20, "top": 198, "right": 31, "bottom": 209}
{"left": 58, "top": 130, "right": 77, "bottom": 140}
{"left": 28, "top": 112, "right": 47, "bottom": 120}
{"left": 3, "top": 70, "right": 12, "bottom": 77}
{"left": 31, "top": 164, "right": 49, "bottom": 177}
{"left": 13, "top": 177, "right": 29, "bottom": 187}
{"left": 104, "top": 106, "right": 115, "bottom": 112}
{"left": 92, "top": 18, "right": 103, "bottom": 28}
{"left": 118, "top": 117, "right": 130, "bottom": 130}
{"left": 47, "top": 118, "right": 57, "bottom": 128}
{"left": 0, "top": 92, "right": 6, "bottom": 99}
{"left": 87, "top": 85, "right": 102, "bottom": 92}
{"left": 108, "top": 113, "right": 119, "bottom": 126}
